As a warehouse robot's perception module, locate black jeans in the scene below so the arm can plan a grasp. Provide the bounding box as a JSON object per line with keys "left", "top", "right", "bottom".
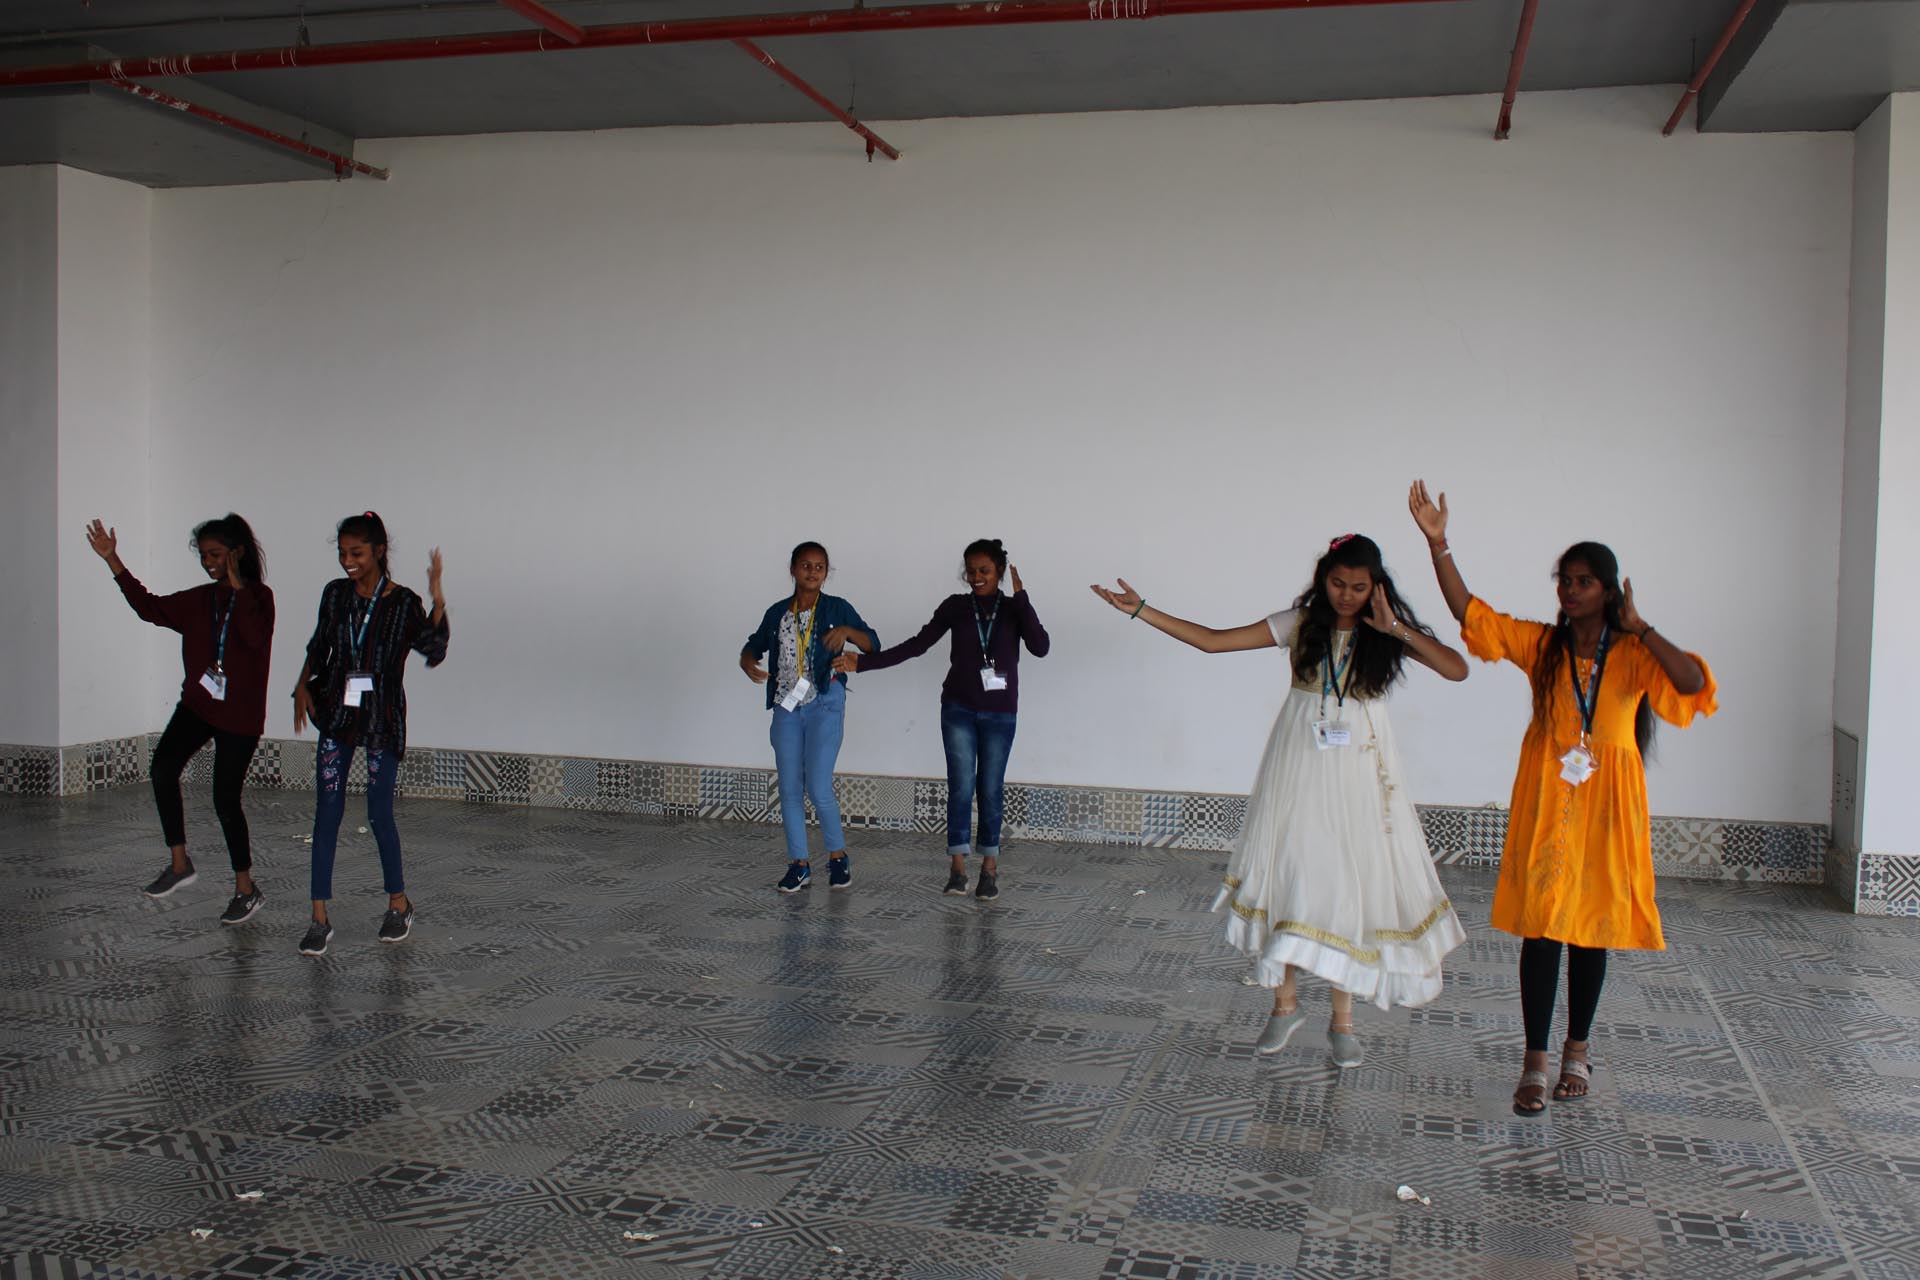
{"left": 150, "top": 703, "right": 259, "bottom": 873}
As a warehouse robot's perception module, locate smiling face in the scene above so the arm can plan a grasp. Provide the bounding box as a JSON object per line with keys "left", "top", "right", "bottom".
{"left": 1323, "top": 563, "right": 1374, "bottom": 622}
{"left": 198, "top": 538, "right": 234, "bottom": 582}
{"left": 1555, "top": 559, "right": 1610, "bottom": 622}
{"left": 338, "top": 535, "right": 383, "bottom": 588}
{"left": 964, "top": 554, "right": 1002, "bottom": 597}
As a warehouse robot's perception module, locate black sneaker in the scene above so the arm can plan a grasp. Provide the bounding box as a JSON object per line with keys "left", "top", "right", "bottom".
{"left": 144, "top": 861, "right": 197, "bottom": 899}
{"left": 827, "top": 855, "right": 851, "bottom": 891}
{"left": 778, "top": 862, "right": 812, "bottom": 894}
{"left": 299, "top": 920, "right": 333, "bottom": 956}
{"left": 975, "top": 871, "right": 1000, "bottom": 901}
{"left": 378, "top": 903, "right": 414, "bottom": 943}
{"left": 220, "top": 885, "right": 265, "bottom": 926}
{"left": 943, "top": 870, "right": 969, "bottom": 896}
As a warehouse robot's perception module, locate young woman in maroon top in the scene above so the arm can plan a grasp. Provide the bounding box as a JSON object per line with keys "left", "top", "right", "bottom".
{"left": 87, "top": 514, "right": 275, "bottom": 925}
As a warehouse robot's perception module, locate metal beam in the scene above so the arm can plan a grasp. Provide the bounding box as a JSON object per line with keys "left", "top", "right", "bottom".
{"left": 110, "top": 80, "right": 388, "bottom": 178}
{"left": 734, "top": 40, "right": 900, "bottom": 161}
{"left": 1661, "top": 0, "right": 1758, "bottom": 135}
{"left": 497, "top": 0, "right": 586, "bottom": 45}
{"left": 1493, "top": 0, "right": 1540, "bottom": 140}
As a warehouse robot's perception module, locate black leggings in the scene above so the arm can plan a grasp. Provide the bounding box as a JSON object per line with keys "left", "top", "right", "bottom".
{"left": 1519, "top": 936, "right": 1607, "bottom": 1053}
{"left": 151, "top": 703, "right": 259, "bottom": 873}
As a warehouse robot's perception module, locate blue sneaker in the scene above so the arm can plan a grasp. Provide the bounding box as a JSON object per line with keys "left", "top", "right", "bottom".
{"left": 827, "top": 855, "right": 851, "bottom": 890}
{"left": 777, "top": 862, "right": 812, "bottom": 894}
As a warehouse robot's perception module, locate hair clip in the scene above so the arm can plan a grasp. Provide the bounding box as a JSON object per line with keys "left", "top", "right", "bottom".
{"left": 1328, "top": 534, "right": 1356, "bottom": 550}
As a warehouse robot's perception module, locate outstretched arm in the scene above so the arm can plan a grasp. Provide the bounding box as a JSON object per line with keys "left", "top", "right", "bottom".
{"left": 1088, "top": 579, "right": 1275, "bottom": 654}
{"left": 1410, "top": 480, "right": 1471, "bottom": 623}
{"left": 1361, "top": 585, "right": 1468, "bottom": 681}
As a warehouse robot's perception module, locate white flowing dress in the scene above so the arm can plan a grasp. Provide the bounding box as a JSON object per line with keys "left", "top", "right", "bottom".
{"left": 1210, "top": 610, "right": 1464, "bottom": 1009}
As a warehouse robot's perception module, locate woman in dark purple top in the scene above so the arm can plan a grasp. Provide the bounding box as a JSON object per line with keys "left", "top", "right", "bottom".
{"left": 835, "top": 538, "right": 1050, "bottom": 901}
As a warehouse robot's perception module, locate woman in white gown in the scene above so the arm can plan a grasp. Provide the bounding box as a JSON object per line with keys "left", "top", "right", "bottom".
{"left": 1092, "top": 534, "right": 1468, "bottom": 1067}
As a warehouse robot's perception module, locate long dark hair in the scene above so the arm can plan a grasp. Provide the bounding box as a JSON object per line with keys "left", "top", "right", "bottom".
{"left": 336, "top": 511, "right": 391, "bottom": 578}
{"left": 1289, "top": 534, "right": 1433, "bottom": 699}
{"left": 1531, "top": 541, "right": 1654, "bottom": 756}
{"left": 191, "top": 513, "right": 265, "bottom": 584}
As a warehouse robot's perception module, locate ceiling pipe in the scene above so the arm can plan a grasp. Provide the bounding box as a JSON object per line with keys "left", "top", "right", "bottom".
{"left": 1492, "top": 0, "right": 1539, "bottom": 140}
{"left": 0, "top": 0, "right": 1465, "bottom": 90}
{"left": 735, "top": 39, "right": 900, "bottom": 160}
{"left": 109, "top": 80, "right": 389, "bottom": 178}
{"left": 497, "top": 0, "right": 586, "bottom": 44}
{"left": 1660, "top": 0, "right": 1757, "bottom": 136}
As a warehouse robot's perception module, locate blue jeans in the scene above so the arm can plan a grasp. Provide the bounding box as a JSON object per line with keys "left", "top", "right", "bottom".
{"left": 941, "top": 702, "right": 1017, "bottom": 857}
{"left": 770, "top": 679, "right": 847, "bottom": 863}
{"left": 310, "top": 738, "right": 404, "bottom": 901}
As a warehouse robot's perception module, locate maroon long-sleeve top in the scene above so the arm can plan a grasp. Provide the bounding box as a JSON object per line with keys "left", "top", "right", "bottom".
{"left": 858, "top": 591, "right": 1050, "bottom": 713}
{"left": 114, "top": 570, "right": 276, "bottom": 737}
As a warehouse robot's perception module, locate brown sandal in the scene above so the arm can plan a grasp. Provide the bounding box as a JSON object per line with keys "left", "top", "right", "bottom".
{"left": 1553, "top": 1053, "right": 1591, "bottom": 1102}
{"left": 1513, "top": 1069, "right": 1549, "bottom": 1116}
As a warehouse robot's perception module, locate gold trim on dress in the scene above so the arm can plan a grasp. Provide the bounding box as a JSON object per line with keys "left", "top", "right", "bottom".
{"left": 1220, "top": 883, "right": 1454, "bottom": 964}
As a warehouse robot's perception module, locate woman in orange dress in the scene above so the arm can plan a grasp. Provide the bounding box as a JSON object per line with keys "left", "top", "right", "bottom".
{"left": 1409, "top": 481, "right": 1717, "bottom": 1116}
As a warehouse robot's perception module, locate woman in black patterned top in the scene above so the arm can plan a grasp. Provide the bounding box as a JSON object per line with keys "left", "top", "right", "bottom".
{"left": 291, "top": 512, "right": 449, "bottom": 957}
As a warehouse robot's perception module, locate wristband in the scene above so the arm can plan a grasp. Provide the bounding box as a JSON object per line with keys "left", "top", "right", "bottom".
{"left": 1130, "top": 599, "right": 1147, "bottom": 620}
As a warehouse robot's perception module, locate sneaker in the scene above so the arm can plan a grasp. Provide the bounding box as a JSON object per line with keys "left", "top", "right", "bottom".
{"left": 1255, "top": 1009, "right": 1307, "bottom": 1055}
{"left": 943, "top": 869, "right": 969, "bottom": 896}
{"left": 298, "top": 920, "right": 333, "bottom": 956}
{"left": 778, "top": 862, "right": 812, "bottom": 894}
{"left": 378, "top": 903, "right": 414, "bottom": 943}
{"left": 1329, "top": 1029, "right": 1364, "bottom": 1069}
{"left": 827, "top": 855, "right": 851, "bottom": 890}
{"left": 220, "top": 885, "right": 265, "bottom": 926}
{"left": 144, "top": 860, "right": 197, "bottom": 899}
{"left": 974, "top": 870, "right": 1000, "bottom": 901}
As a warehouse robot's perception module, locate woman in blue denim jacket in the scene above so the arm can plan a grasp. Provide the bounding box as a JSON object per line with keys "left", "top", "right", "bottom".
{"left": 741, "top": 542, "right": 878, "bottom": 894}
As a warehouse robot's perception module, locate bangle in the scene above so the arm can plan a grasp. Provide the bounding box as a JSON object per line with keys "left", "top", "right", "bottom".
{"left": 1638, "top": 625, "right": 1655, "bottom": 640}
{"left": 1433, "top": 545, "right": 1453, "bottom": 560}
{"left": 1130, "top": 599, "right": 1147, "bottom": 620}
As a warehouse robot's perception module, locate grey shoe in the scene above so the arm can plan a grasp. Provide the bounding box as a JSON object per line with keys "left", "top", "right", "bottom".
{"left": 1329, "top": 1029, "right": 1364, "bottom": 1068}
{"left": 1255, "top": 1009, "right": 1307, "bottom": 1055}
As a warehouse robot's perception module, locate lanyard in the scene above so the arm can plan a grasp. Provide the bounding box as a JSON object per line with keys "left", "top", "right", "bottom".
{"left": 212, "top": 589, "right": 235, "bottom": 671}
{"left": 1322, "top": 629, "right": 1357, "bottom": 710}
{"left": 974, "top": 596, "right": 1000, "bottom": 666}
{"left": 792, "top": 596, "right": 819, "bottom": 679}
{"left": 349, "top": 578, "right": 387, "bottom": 667}
{"left": 1566, "top": 624, "right": 1611, "bottom": 742}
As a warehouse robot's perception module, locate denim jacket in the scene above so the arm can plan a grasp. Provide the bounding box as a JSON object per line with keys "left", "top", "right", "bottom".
{"left": 743, "top": 593, "right": 878, "bottom": 711}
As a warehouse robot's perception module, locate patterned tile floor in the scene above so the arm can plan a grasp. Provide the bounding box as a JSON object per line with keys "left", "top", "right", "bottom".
{"left": 1, "top": 788, "right": 1917, "bottom": 1280}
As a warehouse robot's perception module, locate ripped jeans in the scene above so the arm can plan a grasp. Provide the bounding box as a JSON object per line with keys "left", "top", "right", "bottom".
{"left": 309, "top": 737, "right": 405, "bottom": 902}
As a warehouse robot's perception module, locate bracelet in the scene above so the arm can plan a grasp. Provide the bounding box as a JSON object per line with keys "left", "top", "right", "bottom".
{"left": 1433, "top": 545, "right": 1453, "bottom": 560}
{"left": 1130, "top": 599, "right": 1147, "bottom": 620}
{"left": 1638, "top": 625, "right": 1655, "bottom": 640}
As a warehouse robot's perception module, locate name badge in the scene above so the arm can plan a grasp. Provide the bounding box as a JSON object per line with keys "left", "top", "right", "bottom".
{"left": 343, "top": 672, "right": 375, "bottom": 708}
{"left": 779, "top": 677, "right": 812, "bottom": 712}
{"left": 199, "top": 668, "right": 228, "bottom": 701}
{"left": 1559, "top": 743, "right": 1597, "bottom": 786}
{"left": 980, "top": 666, "right": 1008, "bottom": 692}
{"left": 1313, "top": 719, "right": 1352, "bottom": 750}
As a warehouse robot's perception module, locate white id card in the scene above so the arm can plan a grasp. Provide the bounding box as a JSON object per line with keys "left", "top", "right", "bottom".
{"left": 343, "top": 672, "right": 375, "bottom": 708}
{"left": 1313, "top": 720, "right": 1352, "bottom": 750}
{"left": 779, "top": 677, "right": 812, "bottom": 712}
{"left": 1559, "top": 744, "right": 1597, "bottom": 786}
{"left": 980, "top": 666, "right": 1008, "bottom": 692}
{"left": 199, "top": 668, "right": 228, "bottom": 701}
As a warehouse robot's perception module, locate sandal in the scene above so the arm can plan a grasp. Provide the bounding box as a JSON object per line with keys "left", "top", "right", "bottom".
{"left": 1512, "top": 1069, "right": 1549, "bottom": 1116}
{"left": 1553, "top": 1046, "right": 1592, "bottom": 1102}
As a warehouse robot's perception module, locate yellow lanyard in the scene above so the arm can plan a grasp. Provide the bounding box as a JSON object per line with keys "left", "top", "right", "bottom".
{"left": 792, "top": 597, "right": 818, "bottom": 679}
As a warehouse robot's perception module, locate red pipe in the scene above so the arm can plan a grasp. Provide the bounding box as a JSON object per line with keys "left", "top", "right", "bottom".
{"left": 1661, "top": 0, "right": 1757, "bottom": 136}
{"left": 497, "top": 0, "right": 585, "bottom": 44}
{"left": 1492, "top": 0, "right": 1539, "bottom": 140}
{"left": 735, "top": 39, "right": 900, "bottom": 160}
{"left": 0, "top": 0, "right": 1463, "bottom": 90}
{"left": 109, "top": 80, "right": 389, "bottom": 178}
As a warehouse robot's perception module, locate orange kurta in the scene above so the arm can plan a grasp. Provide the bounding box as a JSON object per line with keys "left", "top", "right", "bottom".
{"left": 1463, "top": 597, "right": 1719, "bottom": 951}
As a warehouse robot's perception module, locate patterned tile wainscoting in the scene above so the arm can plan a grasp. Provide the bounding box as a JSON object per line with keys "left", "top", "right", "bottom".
{"left": 2, "top": 736, "right": 1854, "bottom": 896}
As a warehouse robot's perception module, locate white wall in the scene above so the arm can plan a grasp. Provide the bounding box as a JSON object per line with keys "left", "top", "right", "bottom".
{"left": 56, "top": 167, "right": 152, "bottom": 746}
{"left": 1835, "top": 100, "right": 1885, "bottom": 760}
{"left": 139, "top": 87, "right": 1851, "bottom": 823}
{"left": 0, "top": 166, "right": 61, "bottom": 747}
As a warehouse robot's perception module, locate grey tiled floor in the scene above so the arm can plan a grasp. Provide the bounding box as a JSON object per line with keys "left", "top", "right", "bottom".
{"left": 1, "top": 787, "right": 1916, "bottom": 1280}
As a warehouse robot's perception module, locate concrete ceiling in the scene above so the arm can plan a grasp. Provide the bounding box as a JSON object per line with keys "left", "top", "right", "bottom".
{"left": 1, "top": 0, "right": 1915, "bottom": 186}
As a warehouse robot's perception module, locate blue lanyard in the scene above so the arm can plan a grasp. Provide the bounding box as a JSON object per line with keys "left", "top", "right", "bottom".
{"left": 349, "top": 578, "right": 387, "bottom": 667}
{"left": 1567, "top": 625, "right": 1611, "bottom": 740}
{"left": 974, "top": 596, "right": 1000, "bottom": 664}
{"left": 1322, "top": 629, "right": 1356, "bottom": 708}
{"left": 212, "top": 589, "right": 235, "bottom": 671}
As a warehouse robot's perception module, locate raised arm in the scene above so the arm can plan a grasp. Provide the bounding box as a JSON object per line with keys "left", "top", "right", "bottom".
{"left": 1410, "top": 480, "right": 1471, "bottom": 623}
{"left": 89, "top": 518, "right": 190, "bottom": 632}
{"left": 1361, "top": 585, "right": 1468, "bottom": 681}
{"left": 1617, "top": 578, "right": 1706, "bottom": 696}
{"left": 1088, "top": 579, "right": 1275, "bottom": 654}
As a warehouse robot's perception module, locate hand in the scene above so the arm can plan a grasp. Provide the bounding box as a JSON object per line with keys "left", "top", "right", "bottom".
{"left": 831, "top": 652, "right": 860, "bottom": 675}
{"left": 427, "top": 548, "right": 445, "bottom": 607}
{"left": 1089, "top": 578, "right": 1143, "bottom": 616}
{"left": 1617, "top": 577, "right": 1648, "bottom": 638}
{"left": 822, "top": 625, "right": 861, "bottom": 651}
{"left": 1360, "top": 585, "right": 1400, "bottom": 634}
{"left": 740, "top": 653, "right": 769, "bottom": 684}
{"left": 226, "top": 547, "right": 247, "bottom": 590}
{"left": 292, "top": 683, "right": 312, "bottom": 734}
{"left": 85, "top": 519, "right": 118, "bottom": 563}
{"left": 1010, "top": 565, "right": 1024, "bottom": 594}
{"left": 1409, "top": 480, "right": 1449, "bottom": 544}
